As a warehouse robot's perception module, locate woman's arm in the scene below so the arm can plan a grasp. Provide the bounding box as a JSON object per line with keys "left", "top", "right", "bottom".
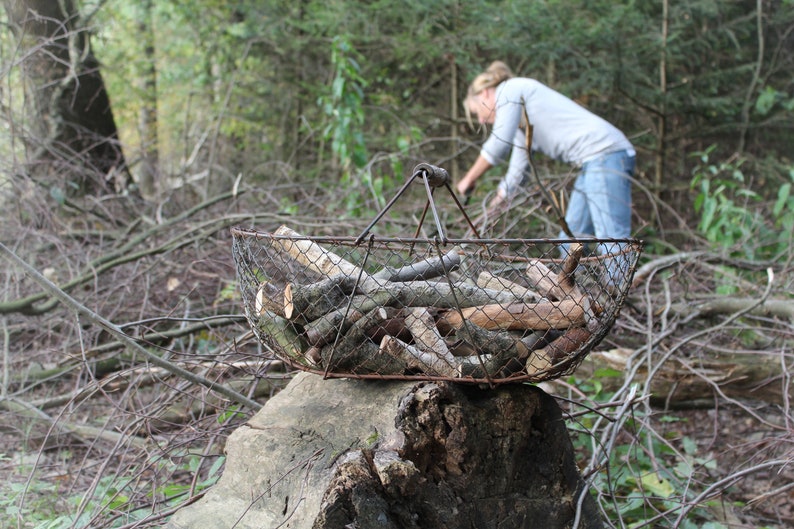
{"left": 456, "top": 155, "right": 493, "bottom": 196}
{"left": 497, "top": 129, "right": 531, "bottom": 200}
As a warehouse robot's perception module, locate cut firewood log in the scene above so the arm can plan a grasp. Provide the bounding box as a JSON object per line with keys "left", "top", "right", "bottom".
{"left": 305, "top": 345, "right": 322, "bottom": 367}
{"left": 373, "top": 248, "right": 462, "bottom": 282}
{"left": 446, "top": 339, "right": 478, "bottom": 357}
{"left": 273, "top": 225, "right": 359, "bottom": 276}
{"left": 375, "top": 279, "right": 525, "bottom": 308}
{"left": 365, "top": 309, "right": 414, "bottom": 344}
{"left": 540, "top": 326, "right": 593, "bottom": 363}
{"left": 556, "top": 242, "right": 585, "bottom": 299}
{"left": 525, "top": 327, "right": 593, "bottom": 378}
{"left": 436, "top": 298, "right": 586, "bottom": 333}
{"left": 274, "top": 227, "right": 459, "bottom": 292}
{"left": 256, "top": 281, "right": 286, "bottom": 317}
{"left": 476, "top": 271, "right": 542, "bottom": 302}
{"left": 320, "top": 307, "right": 396, "bottom": 363}
{"left": 525, "top": 243, "right": 601, "bottom": 320}
{"left": 455, "top": 355, "right": 492, "bottom": 379}
{"left": 403, "top": 307, "right": 450, "bottom": 357}
{"left": 305, "top": 305, "right": 412, "bottom": 347}
{"left": 525, "top": 243, "right": 585, "bottom": 302}
{"left": 304, "top": 307, "right": 365, "bottom": 346}
{"left": 256, "top": 310, "right": 308, "bottom": 365}
{"left": 524, "top": 351, "right": 553, "bottom": 378}
{"left": 284, "top": 274, "right": 360, "bottom": 321}
{"left": 272, "top": 225, "right": 384, "bottom": 292}
{"left": 321, "top": 339, "right": 409, "bottom": 375}
{"left": 525, "top": 260, "right": 560, "bottom": 300}
{"left": 454, "top": 322, "right": 541, "bottom": 379}
{"left": 379, "top": 335, "right": 456, "bottom": 377}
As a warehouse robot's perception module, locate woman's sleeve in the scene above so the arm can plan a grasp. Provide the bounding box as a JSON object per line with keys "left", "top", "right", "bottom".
{"left": 480, "top": 83, "right": 524, "bottom": 166}
{"left": 498, "top": 129, "right": 531, "bottom": 199}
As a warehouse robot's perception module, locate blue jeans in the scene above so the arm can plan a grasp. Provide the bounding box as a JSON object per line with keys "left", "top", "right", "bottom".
{"left": 559, "top": 150, "right": 635, "bottom": 284}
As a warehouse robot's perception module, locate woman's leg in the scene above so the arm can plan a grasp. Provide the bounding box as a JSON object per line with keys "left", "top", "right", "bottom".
{"left": 582, "top": 151, "right": 634, "bottom": 241}
{"left": 580, "top": 151, "right": 635, "bottom": 286}
{"left": 561, "top": 173, "right": 595, "bottom": 239}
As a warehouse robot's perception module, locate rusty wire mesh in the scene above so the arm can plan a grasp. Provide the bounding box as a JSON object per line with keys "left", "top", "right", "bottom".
{"left": 232, "top": 225, "right": 642, "bottom": 385}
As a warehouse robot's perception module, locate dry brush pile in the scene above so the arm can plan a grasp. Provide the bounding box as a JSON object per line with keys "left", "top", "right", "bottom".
{"left": 0, "top": 173, "right": 792, "bottom": 528}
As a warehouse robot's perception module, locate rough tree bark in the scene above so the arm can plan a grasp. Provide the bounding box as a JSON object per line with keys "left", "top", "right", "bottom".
{"left": 4, "top": 0, "right": 131, "bottom": 195}
{"left": 168, "top": 372, "right": 603, "bottom": 529}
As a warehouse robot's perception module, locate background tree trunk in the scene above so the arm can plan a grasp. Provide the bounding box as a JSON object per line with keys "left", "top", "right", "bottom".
{"left": 135, "top": 0, "right": 159, "bottom": 198}
{"left": 4, "top": 0, "right": 130, "bottom": 196}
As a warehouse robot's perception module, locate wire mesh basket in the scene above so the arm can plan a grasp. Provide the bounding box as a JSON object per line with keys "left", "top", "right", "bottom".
{"left": 232, "top": 164, "right": 642, "bottom": 384}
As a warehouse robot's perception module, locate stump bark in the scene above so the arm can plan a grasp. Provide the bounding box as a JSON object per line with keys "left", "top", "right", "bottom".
{"left": 167, "top": 372, "right": 603, "bottom": 529}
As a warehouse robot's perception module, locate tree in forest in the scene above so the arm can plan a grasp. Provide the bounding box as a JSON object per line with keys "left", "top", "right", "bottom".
{"left": 134, "top": 0, "right": 158, "bottom": 198}
{"left": 3, "top": 0, "right": 131, "bottom": 197}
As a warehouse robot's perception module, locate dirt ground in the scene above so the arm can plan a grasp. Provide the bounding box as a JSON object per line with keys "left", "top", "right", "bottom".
{"left": 1, "top": 190, "right": 792, "bottom": 528}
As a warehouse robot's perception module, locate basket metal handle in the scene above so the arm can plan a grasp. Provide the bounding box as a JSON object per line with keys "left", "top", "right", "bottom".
{"left": 354, "top": 163, "right": 480, "bottom": 245}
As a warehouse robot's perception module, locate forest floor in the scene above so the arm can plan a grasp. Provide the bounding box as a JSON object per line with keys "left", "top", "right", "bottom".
{"left": 1, "top": 184, "right": 792, "bottom": 528}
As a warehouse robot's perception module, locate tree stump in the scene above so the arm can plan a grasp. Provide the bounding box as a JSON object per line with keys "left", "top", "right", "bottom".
{"left": 167, "top": 372, "right": 603, "bottom": 529}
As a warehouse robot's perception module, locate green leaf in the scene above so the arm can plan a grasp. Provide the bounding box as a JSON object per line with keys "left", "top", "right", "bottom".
{"left": 681, "top": 435, "right": 697, "bottom": 455}
{"left": 593, "top": 367, "right": 622, "bottom": 378}
{"left": 755, "top": 86, "right": 780, "bottom": 116}
{"left": 639, "top": 471, "right": 675, "bottom": 498}
{"left": 773, "top": 183, "right": 791, "bottom": 217}
{"left": 49, "top": 186, "right": 66, "bottom": 205}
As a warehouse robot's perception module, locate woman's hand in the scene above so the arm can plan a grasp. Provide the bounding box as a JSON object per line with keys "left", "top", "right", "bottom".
{"left": 456, "top": 178, "right": 475, "bottom": 197}
{"left": 458, "top": 155, "right": 493, "bottom": 197}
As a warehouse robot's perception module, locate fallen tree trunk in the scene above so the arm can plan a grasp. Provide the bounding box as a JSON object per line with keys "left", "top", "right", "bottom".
{"left": 574, "top": 347, "right": 793, "bottom": 406}
{"left": 668, "top": 297, "right": 794, "bottom": 322}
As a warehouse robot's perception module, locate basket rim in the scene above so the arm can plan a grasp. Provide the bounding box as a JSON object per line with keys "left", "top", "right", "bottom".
{"left": 230, "top": 226, "right": 644, "bottom": 247}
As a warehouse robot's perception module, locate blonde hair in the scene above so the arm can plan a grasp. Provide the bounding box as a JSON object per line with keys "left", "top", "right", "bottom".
{"left": 464, "top": 61, "right": 514, "bottom": 127}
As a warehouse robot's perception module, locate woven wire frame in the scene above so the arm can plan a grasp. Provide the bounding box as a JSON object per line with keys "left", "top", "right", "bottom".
{"left": 232, "top": 226, "right": 642, "bottom": 385}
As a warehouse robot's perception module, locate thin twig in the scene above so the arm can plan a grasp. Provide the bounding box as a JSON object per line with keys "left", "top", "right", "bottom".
{"left": 0, "top": 242, "right": 262, "bottom": 411}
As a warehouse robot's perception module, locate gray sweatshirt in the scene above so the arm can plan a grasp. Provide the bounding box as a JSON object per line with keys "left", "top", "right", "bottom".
{"left": 480, "top": 78, "right": 634, "bottom": 198}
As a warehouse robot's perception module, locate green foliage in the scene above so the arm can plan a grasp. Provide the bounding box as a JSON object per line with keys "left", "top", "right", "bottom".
{"left": 755, "top": 86, "right": 794, "bottom": 116}
{"left": 1, "top": 477, "right": 61, "bottom": 526}
{"left": 153, "top": 453, "right": 225, "bottom": 504}
{"left": 81, "top": 0, "right": 794, "bottom": 223}
{"left": 568, "top": 378, "right": 727, "bottom": 528}
{"left": 1, "top": 451, "right": 224, "bottom": 528}
{"left": 321, "top": 35, "right": 370, "bottom": 173}
{"left": 318, "top": 35, "right": 386, "bottom": 217}
{"left": 690, "top": 146, "right": 794, "bottom": 261}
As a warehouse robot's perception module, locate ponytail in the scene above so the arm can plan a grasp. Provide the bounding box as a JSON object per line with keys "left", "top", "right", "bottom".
{"left": 467, "top": 61, "right": 514, "bottom": 97}
{"left": 464, "top": 61, "right": 514, "bottom": 127}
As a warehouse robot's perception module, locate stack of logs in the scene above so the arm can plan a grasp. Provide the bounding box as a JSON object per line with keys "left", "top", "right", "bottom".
{"left": 252, "top": 226, "right": 602, "bottom": 381}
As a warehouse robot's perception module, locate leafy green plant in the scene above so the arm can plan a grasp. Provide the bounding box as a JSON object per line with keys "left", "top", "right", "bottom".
{"left": 155, "top": 454, "right": 225, "bottom": 504}
{"left": 690, "top": 147, "right": 794, "bottom": 262}
{"left": 1, "top": 480, "right": 61, "bottom": 527}
{"left": 567, "top": 375, "right": 730, "bottom": 528}
{"left": 690, "top": 146, "right": 759, "bottom": 256}
{"left": 318, "top": 35, "right": 374, "bottom": 217}
{"left": 1, "top": 451, "right": 225, "bottom": 529}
